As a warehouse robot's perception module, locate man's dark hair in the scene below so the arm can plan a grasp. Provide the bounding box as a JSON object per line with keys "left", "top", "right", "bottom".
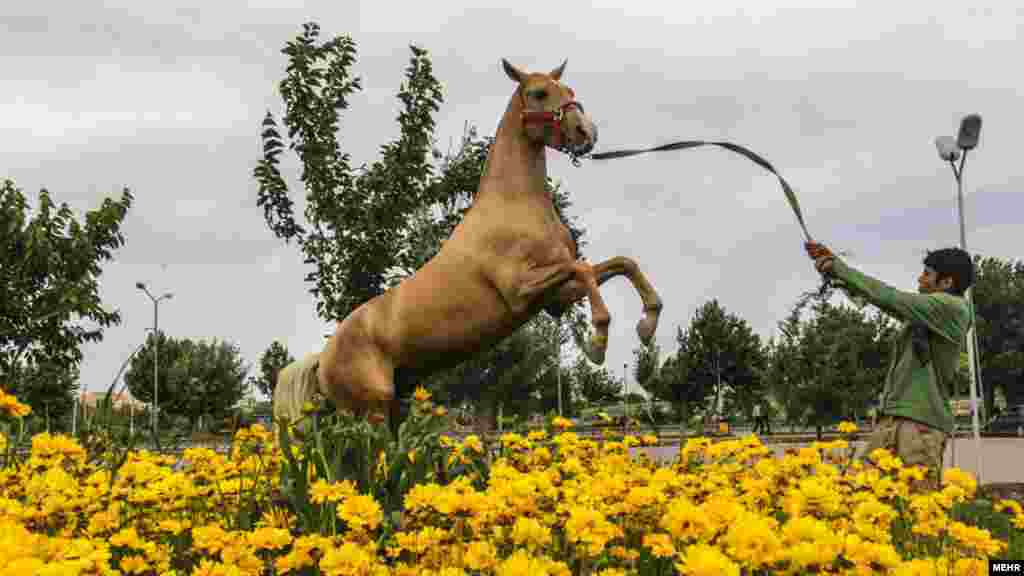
{"left": 923, "top": 247, "right": 975, "bottom": 296}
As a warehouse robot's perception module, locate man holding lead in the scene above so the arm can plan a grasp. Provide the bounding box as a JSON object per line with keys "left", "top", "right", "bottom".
{"left": 806, "top": 242, "right": 974, "bottom": 490}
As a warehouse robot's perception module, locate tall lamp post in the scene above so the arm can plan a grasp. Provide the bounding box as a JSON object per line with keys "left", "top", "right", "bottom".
{"left": 136, "top": 282, "right": 173, "bottom": 437}
{"left": 933, "top": 113, "right": 984, "bottom": 480}
{"left": 623, "top": 362, "right": 629, "bottom": 431}
{"left": 555, "top": 321, "right": 563, "bottom": 417}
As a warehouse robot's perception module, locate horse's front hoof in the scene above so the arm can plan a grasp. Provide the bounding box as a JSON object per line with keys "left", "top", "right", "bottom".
{"left": 585, "top": 333, "right": 608, "bottom": 364}
{"left": 636, "top": 313, "right": 659, "bottom": 345}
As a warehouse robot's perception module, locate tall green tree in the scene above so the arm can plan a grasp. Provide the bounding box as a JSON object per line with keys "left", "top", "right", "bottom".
{"left": 763, "top": 309, "right": 805, "bottom": 432}
{"left": 250, "top": 340, "right": 295, "bottom": 399}
{"left": 569, "top": 354, "right": 622, "bottom": 407}
{"left": 675, "top": 300, "right": 766, "bottom": 419}
{"left": 971, "top": 256, "right": 1024, "bottom": 415}
{"left": 769, "top": 294, "right": 895, "bottom": 438}
{"left": 1, "top": 179, "right": 132, "bottom": 420}
{"left": 15, "top": 360, "right": 79, "bottom": 432}
{"left": 255, "top": 23, "right": 445, "bottom": 322}
{"left": 652, "top": 351, "right": 699, "bottom": 433}
{"left": 123, "top": 331, "right": 178, "bottom": 418}
{"left": 170, "top": 338, "right": 249, "bottom": 431}
{"left": 633, "top": 342, "right": 661, "bottom": 397}
{"left": 125, "top": 334, "right": 249, "bottom": 431}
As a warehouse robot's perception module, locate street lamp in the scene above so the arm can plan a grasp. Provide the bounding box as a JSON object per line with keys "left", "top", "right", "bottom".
{"left": 623, "top": 362, "right": 629, "bottom": 431}
{"left": 136, "top": 282, "right": 173, "bottom": 437}
{"left": 554, "top": 321, "right": 563, "bottom": 417}
{"left": 933, "top": 113, "right": 984, "bottom": 480}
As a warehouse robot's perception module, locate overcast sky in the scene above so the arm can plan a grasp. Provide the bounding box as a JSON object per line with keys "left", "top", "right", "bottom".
{"left": 3, "top": 0, "right": 1021, "bottom": 401}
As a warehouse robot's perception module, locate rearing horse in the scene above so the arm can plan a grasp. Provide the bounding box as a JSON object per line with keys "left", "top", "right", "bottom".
{"left": 274, "top": 59, "right": 663, "bottom": 431}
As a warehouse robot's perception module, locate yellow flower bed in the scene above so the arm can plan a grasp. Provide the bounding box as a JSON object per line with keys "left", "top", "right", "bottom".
{"left": 0, "top": 387, "right": 1022, "bottom": 575}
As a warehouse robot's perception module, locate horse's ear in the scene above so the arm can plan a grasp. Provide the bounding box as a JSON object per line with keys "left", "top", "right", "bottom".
{"left": 549, "top": 59, "right": 567, "bottom": 81}
{"left": 502, "top": 59, "right": 525, "bottom": 83}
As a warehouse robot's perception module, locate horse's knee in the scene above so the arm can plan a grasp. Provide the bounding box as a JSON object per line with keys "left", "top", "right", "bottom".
{"left": 616, "top": 256, "right": 639, "bottom": 275}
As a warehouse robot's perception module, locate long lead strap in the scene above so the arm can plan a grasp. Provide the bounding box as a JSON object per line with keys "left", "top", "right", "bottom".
{"left": 588, "top": 140, "right": 812, "bottom": 242}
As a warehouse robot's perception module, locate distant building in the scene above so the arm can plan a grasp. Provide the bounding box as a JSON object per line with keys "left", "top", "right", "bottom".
{"left": 79, "top": 390, "right": 147, "bottom": 414}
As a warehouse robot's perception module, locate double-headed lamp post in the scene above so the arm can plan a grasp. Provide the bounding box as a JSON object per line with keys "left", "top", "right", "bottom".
{"left": 136, "top": 282, "right": 173, "bottom": 437}
{"left": 933, "top": 113, "right": 984, "bottom": 480}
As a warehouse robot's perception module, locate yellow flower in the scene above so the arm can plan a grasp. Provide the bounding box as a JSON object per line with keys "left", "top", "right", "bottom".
{"left": 837, "top": 421, "right": 858, "bottom": 434}
{"left": 947, "top": 520, "right": 1006, "bottom": 556}
{"left": 247, "top": 526, "right": 292, "bottom": 551}
{"left": 119, "top": 555, "right": 149, "bottom": 574}
{"left": 463, "top": 540, "right": 498, "bottom": 572}
{"left": 660, "top": 497, "right": 714, "bottom": 542}
{"left": 527, "top": 430, "right": 548, "bottom": 441}
{"left": 109, "top": 527, "right": 145, "bottom": 549}
{"left": 319, "top": 541, "right": 381, "bottom": 576}
{"left": 0, "top": 389, "right": 32, "bottom": 417}
{"left": 552, "top": 416, "right": 573, "bottom": 430}
{"left": 157, "top": 519, "right": 188, "bottom": 535}
{"left": 675, "top": 543, "right": 740, "bottom": 576}
{"left": 941, "top": 467, "right": 977, "bottom": 497}
{"left": 338, "top": 494, "right": 383, "bottom": 533}
{"left": 720, "top": 511, "right": 781, "bottom": 568}
{"left": 395, "top": 526, "right": 448, "bottom": 556}
{"left": 511, "top": 516, "right": 552, "bottom": 549}
{"left": 851, "top": 498, "right": 898, "bottom": 542}
{"left": 996, "top": 499, "right": 1023, "bottom": 516}
{"left": 496, "top": 549, "right": 568, "bottom": 576}
{"left": 413, "top": 386, "right": 432, "bottom": 403}
{"left": 843, "top": 534, "right": 902, "bottom": 572}
{"left": 641, "top": 532, "right": 676, "bottom": 557}
{"left": 309, "top": 479, "right": 357, "bottom": 504}
{"left": 779, "top": 516, "right": 843, "bottom": 570}
{"left": 953, "top": 557, "right": 990, "bottom": 576}
{"left": 463, "top": 435, "right": 484, "bottom": 454}
{"left": 564, "top": 506, "right": 619, "bottom": 557}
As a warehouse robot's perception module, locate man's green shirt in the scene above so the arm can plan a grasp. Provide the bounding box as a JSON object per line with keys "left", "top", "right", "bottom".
{"left": 831, "top": 259, "right": 971, "bottom": 434}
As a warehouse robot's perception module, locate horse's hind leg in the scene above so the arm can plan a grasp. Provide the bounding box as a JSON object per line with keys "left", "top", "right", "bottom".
{"left": 319, "top": 355, "right": 395, "bottom": 425}
{"left": 591, "top": 256, "right": 663, "bottom": 345}
{"left": 318, "top": 315, "right": 397, "bottom": 425}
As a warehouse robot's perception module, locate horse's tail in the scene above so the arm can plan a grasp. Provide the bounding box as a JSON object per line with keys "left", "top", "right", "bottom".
{"left": 272, "top": 352, "right": 322, "bottom": 440}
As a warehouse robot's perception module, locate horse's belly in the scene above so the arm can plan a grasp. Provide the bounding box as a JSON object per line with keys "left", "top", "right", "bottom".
{"left": 387, "top": 267, "right": 527, "bottom": 369}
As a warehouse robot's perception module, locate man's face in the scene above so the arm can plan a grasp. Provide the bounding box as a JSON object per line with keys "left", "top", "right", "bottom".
{"left": 918, "top": 266, "right": 952, "bottom": 294}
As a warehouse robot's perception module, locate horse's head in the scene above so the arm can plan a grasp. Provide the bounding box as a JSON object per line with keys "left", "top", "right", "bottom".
{"left": 502, "top": 58, "right": 597, "bottom": 160}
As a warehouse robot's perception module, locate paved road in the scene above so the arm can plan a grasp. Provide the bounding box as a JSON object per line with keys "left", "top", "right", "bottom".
{"left": 635, "top": 437, "right": 1024, "bottom": 484}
